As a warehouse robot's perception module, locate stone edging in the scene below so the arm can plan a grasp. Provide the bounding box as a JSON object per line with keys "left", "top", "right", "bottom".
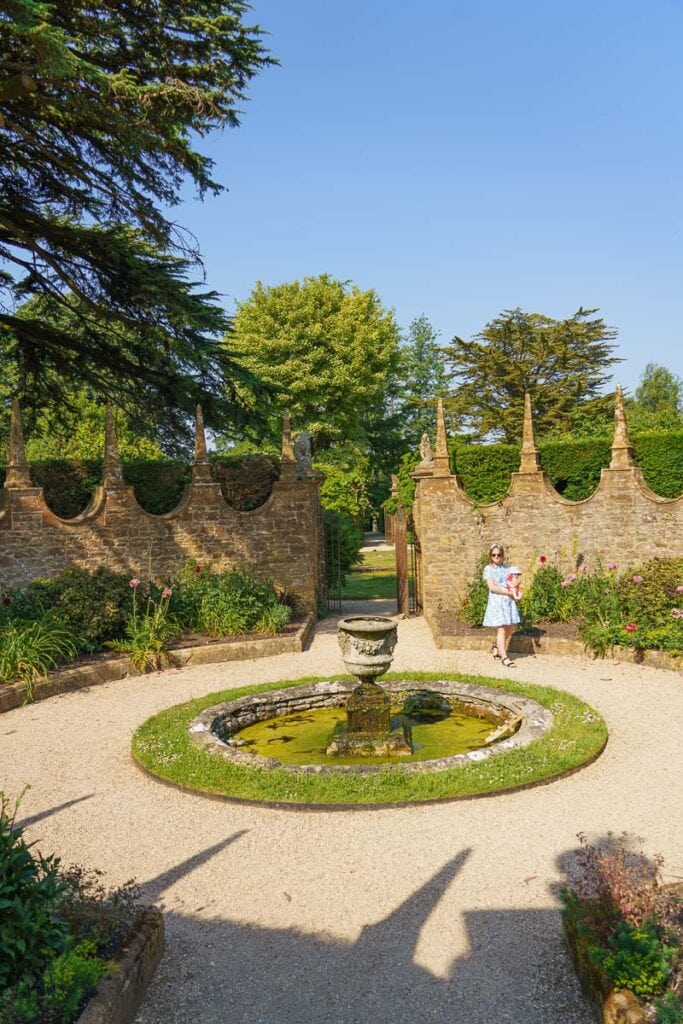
{"left": 76, "top": 906, "right": 164, "bottom": 1024}
{"left": 0, "top": 615, "right": 315, "bottom": 714}
{"left": 427, "top": 613, "right": 681, "bottom": 672}
{"left": 188, "top": 679, "right": 553, "bottom": 775}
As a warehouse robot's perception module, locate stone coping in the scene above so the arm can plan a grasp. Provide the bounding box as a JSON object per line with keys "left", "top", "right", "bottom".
{"left": 428, "top": 614, "right": 682, "bottom": 672}
{"left": 76, "top": 906, "right": 164, "bottom": 1024}
{"left": 0, "top": 615, "right": 315, "bottom": 714}
{"left": 188, "top": 679, "right": 553, "bottom": 776}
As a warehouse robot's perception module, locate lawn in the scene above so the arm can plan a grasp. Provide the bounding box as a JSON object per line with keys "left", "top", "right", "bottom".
{"left": 340, "top": 547, "right": 398, "bottom": 599}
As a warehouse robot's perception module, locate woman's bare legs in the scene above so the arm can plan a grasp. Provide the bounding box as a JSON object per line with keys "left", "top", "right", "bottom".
{"left": 496, "top": 625, "right": 516, "bottom": 661}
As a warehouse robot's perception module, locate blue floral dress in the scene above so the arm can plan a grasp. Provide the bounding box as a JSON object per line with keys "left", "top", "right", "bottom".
{"left": 482, "top": 563, "right": 521, "bottom": 627}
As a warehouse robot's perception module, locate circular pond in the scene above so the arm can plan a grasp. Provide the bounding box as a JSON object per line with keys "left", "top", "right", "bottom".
{"left": 188, "top": 679, "right": 553, "bottom": 775}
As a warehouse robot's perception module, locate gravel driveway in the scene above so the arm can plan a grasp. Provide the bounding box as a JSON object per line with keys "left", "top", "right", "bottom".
{"left": 1, "top": 602, "right": 681, "bottom": 1024}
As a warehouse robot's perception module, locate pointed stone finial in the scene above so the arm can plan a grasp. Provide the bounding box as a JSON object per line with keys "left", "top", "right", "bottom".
{"left": 192, "top": 404, "right": 212, "bottom": 482}
{"left": 610, "top": 386, "right": 634, "bottom": 469}
{"left": 280, "top": 409, "right": 297, "bottom": 481}
{"left": 4, "top": 399, "right": 32, "bottom": 489}
{"left": 519, "top": 392, "right": 541, "bottom": 473}
{"left": 433, "top": 398, "right": 451, "bottom": 477}
{"left": 102, "top": 406, "right": 125, "bottom": 487}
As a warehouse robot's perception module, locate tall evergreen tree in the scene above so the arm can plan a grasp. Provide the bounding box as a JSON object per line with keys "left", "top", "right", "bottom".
{"left": 0, "top": 1, "right": 275, "bottom": 428}
{"left": 399, "top": 315, "right": 451, "bottom": 445}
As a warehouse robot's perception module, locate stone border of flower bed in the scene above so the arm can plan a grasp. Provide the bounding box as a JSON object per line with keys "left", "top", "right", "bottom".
{"left": 74, "top": 906, "right": 163, "bottom": 1024}
{"left": 0, "top": 614, "right": 315, "bottom": 714}
{"left": 427, "top": 613, "right": 681, "bottom": 672}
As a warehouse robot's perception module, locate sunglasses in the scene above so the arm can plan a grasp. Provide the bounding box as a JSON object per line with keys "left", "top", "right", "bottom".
{"left": 491, "top": 552, "right": 503, "bottom": 558}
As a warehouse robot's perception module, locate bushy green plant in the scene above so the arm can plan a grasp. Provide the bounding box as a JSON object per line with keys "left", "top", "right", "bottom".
{"left": 0, "top": 793, "right": 69, "bottom": 992}
{"left": 521, "top": 564, "right": 568, "bottom": 624}
{"left": 618, "top": 558, "right": 683, "bottom": 628}
{"left": 459, "top": 555, "right": 489, "bottom": 627}
{"left": 40, "top": 939, "right": 109, "bottom": 1023}
{"left": 655, "top": 992, "right": 683, "bottom": 1023}
{"left": 324, "top": 509, "right": 363, "bottom": 583}
{"left": 106, "top": 582, "right": 179, "bottom": 671}
{"left": 25, "top": 567, "right": 136, "bottom": 652}
{"left": 169, "top": 563, "right": 291, "bottom": 638}
{"left": 590, "top": 918, "right": 677, "bottom": 997}
{"left": 252, "top": 602, "right": 292, "bottom": 635}
{"left": 0, "top": 620, "right": 78, "bottom": 700}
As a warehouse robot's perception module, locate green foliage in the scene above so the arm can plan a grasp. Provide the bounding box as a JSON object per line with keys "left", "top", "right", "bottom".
{"left": 451, "top": 441, "right": 520, "bottom": 502}
{"left": 170, "top": 563, "right": 291, "bottom": 638}
{"left": 107, "top": 585, "right": 179, "bottom": 671}
{"left": 0, "top": 793, "right": 69, "bottom": 992}
{"left": 655, "top": 992, "right": 683, "bottom": 1024}
{"left": 0, "top": 620, "right": 78, "bottom": 699}
{"left": 316, "top": 445, "right": 372, "bottom": 522}
{"left": 590, "top": 919, "right": 676, "bottom": 998}
{"left": 24, "top": 567, "right": 134, "bottom": 652}
{"left": 635, "top": 364, "right": 683, "bottom": 418}
{"left": 0, "top": 3, "right": 275, "bottom": 429}
{"left": 323, "top": 510, "right": 363, "bottom": 583}
{"left": 398, "top": 315, "right": 451, "bottom": 445}
{"left": 460, "top": 555, "right": 490, "bottom": 627}
{"left": 520, "top": 565, "right": 568, "bottom": 624}
{"left": 444, "top": 307, "right": 620, "bottom": 442}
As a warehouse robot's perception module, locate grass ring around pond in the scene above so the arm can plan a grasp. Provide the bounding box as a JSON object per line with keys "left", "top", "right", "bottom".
{"left": 132, "top": 672, "right": 608, "bottom": 807}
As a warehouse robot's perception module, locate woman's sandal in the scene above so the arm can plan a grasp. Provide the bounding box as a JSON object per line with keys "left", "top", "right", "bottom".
{"left": 501, "top": 657, "right": 515, "bottom": 668}
{"left": 491, "top": 643, "right": 501, "bottom": 660}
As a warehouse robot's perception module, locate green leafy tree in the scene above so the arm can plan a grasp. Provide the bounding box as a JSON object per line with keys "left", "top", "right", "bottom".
{"left": 444, "top": 307, "right": 621, "bottom": 442}
{"left": 399, "top": 315, "right": 451, "bottom": 445}
{"left": 629, "top": 363, "right": 683, "bottom": 431}
{"left": 0, "top": 0, "right": 274, "bottom": 430}
{"left": 225, "top": 274, "right": 402, "bottom": 452}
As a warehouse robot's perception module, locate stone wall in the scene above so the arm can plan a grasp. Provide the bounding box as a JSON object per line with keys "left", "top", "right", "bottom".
{"left": 412, "top": 393, "right": 683, "bottom": 622}
{"left": 0, "top": 404, "right": 325, "bottom": 614}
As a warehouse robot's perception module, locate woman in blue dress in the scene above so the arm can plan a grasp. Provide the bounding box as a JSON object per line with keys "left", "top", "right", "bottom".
{"left": 482, "top": 543, "right": 520, "bottom": 666}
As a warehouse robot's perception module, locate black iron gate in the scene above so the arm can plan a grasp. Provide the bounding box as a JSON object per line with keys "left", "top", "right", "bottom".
{"left": 409, "top": 529, "right": 422, "bottom": 615}
{"left": 324, "top": 520, "right": 343, "bottom": 614}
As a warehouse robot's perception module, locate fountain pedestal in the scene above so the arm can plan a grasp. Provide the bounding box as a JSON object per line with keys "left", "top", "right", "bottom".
{"left": 327, "top": 616, "right": 411, "bottom": 757}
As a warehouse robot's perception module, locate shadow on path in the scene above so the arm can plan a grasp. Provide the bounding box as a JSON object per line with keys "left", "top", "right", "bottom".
{"left": 16, "top": 793, "right": 95, "bottom": 830}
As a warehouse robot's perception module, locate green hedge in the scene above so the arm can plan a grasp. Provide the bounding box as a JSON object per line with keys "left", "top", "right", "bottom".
{"left": 0, "top": 454, "right": 280, "bottom": 518}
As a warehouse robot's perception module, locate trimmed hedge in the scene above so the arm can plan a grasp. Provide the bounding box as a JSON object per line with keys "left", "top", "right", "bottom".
{"left": 0, "top": 454, "right": 280, "bottom": 518}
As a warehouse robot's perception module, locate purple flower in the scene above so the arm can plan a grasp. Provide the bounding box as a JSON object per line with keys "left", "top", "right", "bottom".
{"left": 161, "top": 587, "right": 173, "bottom": 600}
{"left": 607, "top": 562, "right": 618, "bottom": 571}
{"left": 632, "top": 575, "right": 643, "bottom": 584}
{"left": 129, "top": 578, "right": 141, "bottom": 589}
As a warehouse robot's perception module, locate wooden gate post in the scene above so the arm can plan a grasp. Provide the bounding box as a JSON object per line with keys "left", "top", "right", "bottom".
{"left": 394, "top": 505, "right": 409, "bottom": 617}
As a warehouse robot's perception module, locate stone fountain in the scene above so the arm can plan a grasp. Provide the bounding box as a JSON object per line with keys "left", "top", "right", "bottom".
{"left": 326, "top": 615, "right": 412, "bottom": 757}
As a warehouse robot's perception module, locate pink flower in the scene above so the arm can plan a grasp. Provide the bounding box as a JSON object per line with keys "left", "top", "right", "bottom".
{"left": 672, "top": 609, "right": 683, "bottom": 619}
{"left": 567, "top": 573, "right": 577, "bottom": 582}
{"left": 129, "top": 578, "right": 141, "bottom": 589}
{"left": 161, "top": 587, "right": 173, "bottom": 600}
{"left": 631, "top": 575, "right": 643, "bottom": 584}
{"left": 676, "top": 586, "right": 683, "bottom": 594}
{"left": 194, "top": 564, "right": 202, "bottom": 574}
{"left": 538, "top": 555, "right": 548, "bottom": 564}
{"left": 607, "top": 562, "right": 618, "bottom": 571}
{"left": 624, "top": 622, "right": 638, "bottom": 633}
{"left": 560, "top": 581, "right": 570, "bottom": 589}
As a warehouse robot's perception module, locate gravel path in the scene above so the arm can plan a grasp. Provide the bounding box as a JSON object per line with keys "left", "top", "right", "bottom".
{"left": 1, "top": 603, "right": 681, "bottom": 1024}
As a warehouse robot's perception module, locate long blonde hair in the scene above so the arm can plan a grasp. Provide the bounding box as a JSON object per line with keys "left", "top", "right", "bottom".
{"left": 488, "top": 543, "right": 505, "bottom": 564}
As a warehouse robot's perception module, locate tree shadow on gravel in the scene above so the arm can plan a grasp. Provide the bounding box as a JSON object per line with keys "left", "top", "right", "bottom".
{"left": 135, "top": 846, "right": 593, "bottom": 1024}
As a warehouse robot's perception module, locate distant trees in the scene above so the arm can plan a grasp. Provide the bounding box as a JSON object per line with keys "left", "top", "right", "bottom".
{"left": 443, "top": 307, "right": 621, "bottom": 442}
{"left": 398, "top": 315, "right": 451, "bottom": 445}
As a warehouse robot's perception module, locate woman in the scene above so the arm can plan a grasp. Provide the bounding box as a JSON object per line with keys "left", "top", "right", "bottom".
{"left": 482, "top": 543, "right": 520, "bottom": 667}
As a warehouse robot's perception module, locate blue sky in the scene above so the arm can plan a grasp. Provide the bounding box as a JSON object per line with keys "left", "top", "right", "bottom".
{"left": 179, "top": 0, "right": 683, "bottom": 394}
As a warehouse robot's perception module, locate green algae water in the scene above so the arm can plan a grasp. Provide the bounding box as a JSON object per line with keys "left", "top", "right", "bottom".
{"left": 234, "top": 705, "right": 496, "bottom": 766}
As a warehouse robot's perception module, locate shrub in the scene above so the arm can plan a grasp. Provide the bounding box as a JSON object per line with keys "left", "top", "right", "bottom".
{"left": 618, "top": 558, "right": 683, "bottom": 629}
{"left": 0, "top": 793, "right": 69, "bottom": 992}
{"left": 589, "top": 918, "right": 677, "bottom": 998}
{"left": 460, "top": 555, "right": 489, "bottom": 627}
{"left": 106, "top": 583, "right": 179, "bottom": 671}
{"left": 0, "top": 620, "right": 79, "bottom": 699}
{"left": 521, "top": 564, "right": 567, "bottom": 624}
{"left": 170, "top": 564, "right": 291, "bottom": 638}
{"left": 39, "top": 939, "right": 110, "bottom": 1024}
{"left": 655, "top": 992, "right": 683, "bottom": 1023}
{"left": 324, "top": 509, "right": 363, "bottom": 584}
{"left": 25, "top": 567, "right": 136, "bottom": 652}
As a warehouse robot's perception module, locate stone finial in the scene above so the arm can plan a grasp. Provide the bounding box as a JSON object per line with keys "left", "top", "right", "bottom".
{"left": 390, "top": 473, "right": 399, "bottom": 493}
{"left": 102, "top": 406, "right": 125, "bottom": 487}
{"left": 433, "top": 398, "right": 451, "bottom": 477}
{"left": 610, "top": 386, "right": 635, "bottom": 469}
{"left": 519, "top": 392, "right": 541, "bottom": 473}
{"left": 192, "top": 404, "right": 212, "bottom": 483}
{"left": 4, "top": 399, "right": 32, "bottom": 489}
{"left": 280, "top": 409, "right": 297, "bottom": 481}
{"left": 419, "top": 433, "right": 434, "bottom": 464}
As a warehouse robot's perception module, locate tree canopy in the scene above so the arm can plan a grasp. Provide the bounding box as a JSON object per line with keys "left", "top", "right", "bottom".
{"left": 398, "top": 315, "right": 451, "bottom": 446}
{"left": 225, "top": 274, "right": 402, "bottom": 451}
{"left": 443, "top": 307, "right": 621, "bottom": 442}
{"left": 0, "top": 0, "right": 274, "bottom": 428}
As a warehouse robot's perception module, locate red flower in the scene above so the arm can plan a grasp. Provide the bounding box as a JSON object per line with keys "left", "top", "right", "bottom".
{"left": 194, "top": 564, "right": 202, "bottom": 574}
{"left": 2, "top": 596, "right": 11, "bottom": 606}
{"left": 538, "top": 555, "right": 547, "bottom": 564}
{"left": 624, "top": 622, "right": 638, "bottom": 633}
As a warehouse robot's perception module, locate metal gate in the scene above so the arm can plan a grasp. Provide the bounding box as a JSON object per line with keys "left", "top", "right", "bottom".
{"left": 394, "top": 509, "right": 422, "bottom": 616}
{"left": 324, "top": 520, "right": 343, "bottom": 614}
{"left": 409, "top": 530, "right": 423, "bottom": 615}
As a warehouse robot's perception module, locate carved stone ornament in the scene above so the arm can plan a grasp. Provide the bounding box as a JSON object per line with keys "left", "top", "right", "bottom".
{"left": 419, "top": 433, "right": 434, "bottom": 464}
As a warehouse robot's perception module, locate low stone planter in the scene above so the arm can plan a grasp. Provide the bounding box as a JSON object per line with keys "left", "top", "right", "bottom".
{"left": 428, "top": 612, "right": 682, "bottom": 672}
{"left": 76, "top": 906, "right": 164, "bottom": 1024}
{"left": 562, "top": 912, "right": 647, "bottom": 1024}
{"left": 0, "top": 615, "right": 314, "bottom": 714}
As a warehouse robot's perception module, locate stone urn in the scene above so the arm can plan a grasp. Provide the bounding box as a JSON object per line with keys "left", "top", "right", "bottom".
{"left": 328, "top": 615, "right": 409, "bottom": 757}
{"left": 336, "top": 615, "right": 398, "bottom": 685}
